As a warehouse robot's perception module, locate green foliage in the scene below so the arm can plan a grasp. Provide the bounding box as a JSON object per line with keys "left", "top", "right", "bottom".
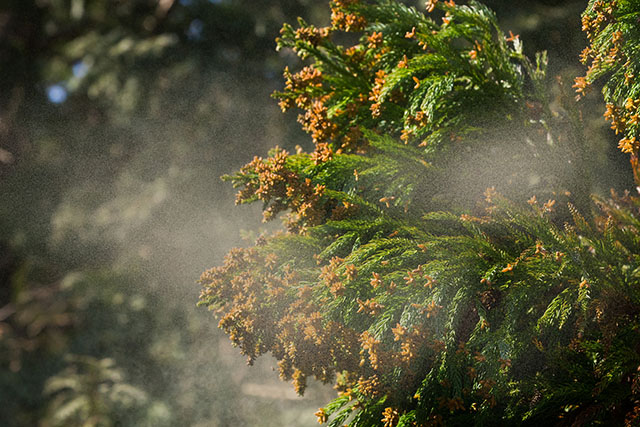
{"left": 577, "top": 0, "right": 640, "bottom": 183}
{"left": 42, "top": 355, "right": 147, "bottom": 427}
{"left": 236, "top": 0, "right": 593, "bottom": 233}
{"left": 274, "top": 0, "right": 550, "bottom": 151}
{"left": 201, "top": 0, "right": 640, "bottom": 425}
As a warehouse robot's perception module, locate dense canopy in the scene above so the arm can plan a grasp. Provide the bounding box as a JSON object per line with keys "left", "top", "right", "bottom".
{"left": 199, "top": 0, "right": 640, "bottom": 425}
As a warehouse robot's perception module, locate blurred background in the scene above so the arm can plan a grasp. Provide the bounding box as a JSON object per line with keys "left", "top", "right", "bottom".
{"left": 0, "top": 0, "right": 631, "bottom": 426}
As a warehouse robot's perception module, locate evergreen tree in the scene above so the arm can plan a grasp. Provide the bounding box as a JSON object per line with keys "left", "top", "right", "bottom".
{"left": 200, "top": 0, "right": 640, "bottom": 425}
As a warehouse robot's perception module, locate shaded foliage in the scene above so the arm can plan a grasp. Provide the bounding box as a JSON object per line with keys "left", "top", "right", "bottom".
{"left": 0, "top": 0, "right": 334, "bottom": 425}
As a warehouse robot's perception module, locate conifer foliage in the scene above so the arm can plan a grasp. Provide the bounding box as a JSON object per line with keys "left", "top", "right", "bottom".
{"left": 200, "top": 0, "right": 640, "bottom": 425}
{"left": 576, "top": 0, "right": 640, "bottom": 185}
